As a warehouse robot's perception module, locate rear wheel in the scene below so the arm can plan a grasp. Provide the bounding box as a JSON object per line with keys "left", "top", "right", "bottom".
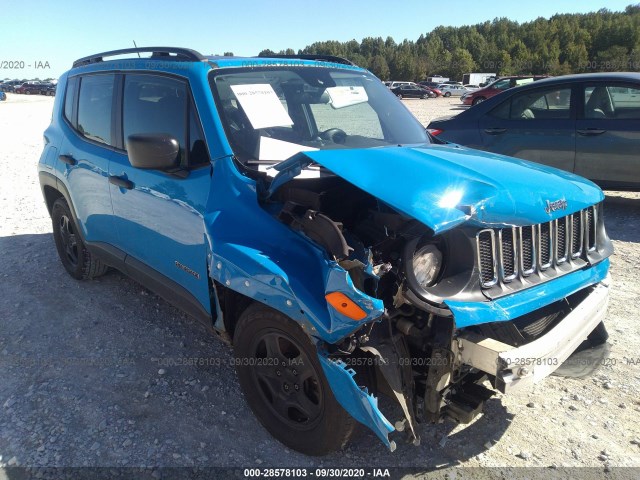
{"left": 233, "top": 304, "right": 355, "bottom": 455}
{"left": 444, "top": 91, "right": 451, "bottom": 97}
{"left": 51, "top": 198, "right": 109, "bottom": 280}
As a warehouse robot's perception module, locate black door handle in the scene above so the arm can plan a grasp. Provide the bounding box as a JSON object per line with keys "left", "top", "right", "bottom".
{"left": 577, "top": 129, "right": 606, "bottom": 136}
{"left": 109, "top": 175, "right": 134, "bottom": 190}
{"left": 484, "top": 128, "right": 506, "bottom": 135}
{"left": 59, "top": 154, "right": 77, "bottom": 166}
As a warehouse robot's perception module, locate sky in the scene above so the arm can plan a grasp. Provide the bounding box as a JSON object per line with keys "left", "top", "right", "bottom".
{"left": 0, "top": 0, "right": 634, "bottom": 79}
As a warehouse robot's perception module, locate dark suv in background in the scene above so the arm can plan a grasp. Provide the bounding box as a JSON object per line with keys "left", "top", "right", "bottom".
{"left": 15, "top": 82, "right": 43, "bottom": 94}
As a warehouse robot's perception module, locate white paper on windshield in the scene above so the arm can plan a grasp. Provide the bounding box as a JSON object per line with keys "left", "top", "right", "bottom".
{"left": 326, "top": 86, "right": 368, "bottom": 109}
{"left": 515, "top": 78, "right": 535, "bottom": 86}
{"left": 230, "top": 84, "right": 293, "bottom": 129}
{"left": 258, "top": 136, "right": 318, "bottom": 162}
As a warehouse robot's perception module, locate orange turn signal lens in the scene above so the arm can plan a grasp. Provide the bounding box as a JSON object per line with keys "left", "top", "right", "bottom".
{"left": 325, "top": 292, "right": 367, "bottom": 321}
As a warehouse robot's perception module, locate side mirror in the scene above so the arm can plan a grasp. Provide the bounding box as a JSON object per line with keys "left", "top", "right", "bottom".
{"left": 126, "top": 133, "right": 180, "bottom": 170}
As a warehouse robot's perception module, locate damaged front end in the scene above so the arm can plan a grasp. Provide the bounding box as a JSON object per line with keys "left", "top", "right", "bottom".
{"left": 257, "top": 147, "right": 614, "bottom": 450}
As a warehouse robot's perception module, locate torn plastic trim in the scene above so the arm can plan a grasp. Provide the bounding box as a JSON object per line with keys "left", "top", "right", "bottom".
{"left": 264, "top": 153, "right": 315, "bottom": 199}
{"left": 446, "top": 258, "right": 610, "bottom": 328}
{"left": 208, "top": 243, "right": 385, "bottom": 344}
{"left": 324, "top": 266, "right": 385, "bottom": 329}
{"left": 318, "top": 352, "right": 395, "bottom": 450}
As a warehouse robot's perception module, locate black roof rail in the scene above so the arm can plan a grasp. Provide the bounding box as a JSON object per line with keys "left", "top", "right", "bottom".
{"left": 258, "top": 54, "right": 356, "bottom": 66}
{"left": 72, "top": 47, "right": 206, "bottom": 68}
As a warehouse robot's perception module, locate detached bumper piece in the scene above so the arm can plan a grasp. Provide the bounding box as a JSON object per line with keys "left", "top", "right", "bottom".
{"left": 456, "top": 278, "right": 610, "bottom": 393}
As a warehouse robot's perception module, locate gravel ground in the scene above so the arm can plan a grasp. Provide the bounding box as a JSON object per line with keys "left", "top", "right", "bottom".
{"left": 1, "top": 93, "right": 639, "bottom": 476}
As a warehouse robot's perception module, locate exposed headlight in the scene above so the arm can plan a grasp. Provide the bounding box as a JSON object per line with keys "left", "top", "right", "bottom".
{"left": 412, "top": 244, "right": 442, "bottom": 288}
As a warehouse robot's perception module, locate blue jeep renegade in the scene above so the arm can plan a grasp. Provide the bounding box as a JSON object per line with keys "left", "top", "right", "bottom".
{"left": 38, "top": 47, "right": 613, "bottom": 455}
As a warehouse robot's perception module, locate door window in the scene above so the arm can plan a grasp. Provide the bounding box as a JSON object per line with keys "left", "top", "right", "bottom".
{"left": 584, "top": 84, "right": 640, "bottom": 119}
{"left": 489, "top": 86, "right": 571, "bottom": 120}
{"left": 77, "top": 75, "right": 115, "bottom": 145}
{"left": 123, "top": 74, "right": 188, "bottom": 166}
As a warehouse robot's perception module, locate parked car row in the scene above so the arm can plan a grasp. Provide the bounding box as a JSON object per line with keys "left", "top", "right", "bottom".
{"left": 385, "top": 81, "right": 444, "bottom": 99}
{"left": 0, "top": 80, "right": 56, "bottom": 96}
{"left": 384, "top": 81, "right": 476, "bottom": 98}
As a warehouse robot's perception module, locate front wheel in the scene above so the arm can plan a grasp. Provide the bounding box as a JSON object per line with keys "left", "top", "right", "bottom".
{"left": 396, "top": 94, "right": 403, "bottom": 99}
{"left": 472, "top": 96, "right": 485, "bottom": 106}
{"left": 233, "top": 304, "right": 355, "bottom": 455}
{"left": 444, "top": 91, "right": 451, "bottom": 97}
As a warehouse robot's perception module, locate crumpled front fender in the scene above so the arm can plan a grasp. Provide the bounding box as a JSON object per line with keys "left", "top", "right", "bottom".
{"left": 318, "top": 353, "right": 395, "bottom": 450}
{"left": 205, "top": 157, "right": 384, "bottom": 344}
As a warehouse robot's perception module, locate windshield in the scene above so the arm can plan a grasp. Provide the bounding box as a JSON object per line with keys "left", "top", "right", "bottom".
{"left": 209, "top": 67, "right": 429, "bottom": 166}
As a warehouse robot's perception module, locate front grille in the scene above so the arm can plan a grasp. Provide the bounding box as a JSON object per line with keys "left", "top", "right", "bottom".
{"left": 476, "top": 206, "right": 599, "bottom": 288}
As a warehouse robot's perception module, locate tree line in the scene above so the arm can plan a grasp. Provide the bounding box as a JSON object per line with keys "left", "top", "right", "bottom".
{"left": 256, "top": 4, "right": 640, "bottom": 82}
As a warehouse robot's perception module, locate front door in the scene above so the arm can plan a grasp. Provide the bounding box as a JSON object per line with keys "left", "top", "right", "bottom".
{"left": 109, "top": 73, "right": 212, "bottom": 312}
{"left": 478, "top": 84, "right": 576, "bottom": 173}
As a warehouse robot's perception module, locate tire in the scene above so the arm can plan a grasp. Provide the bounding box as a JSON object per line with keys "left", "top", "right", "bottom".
{"left": 587, "top": 321, "right": 609, "bottom": 345}
{"left": 51, "top": 198, "right": 109, "bottom": 280}
{"left": 444, "top": 92, "right": 451, "bottom": 97}
{"left": 396, "top": 94, "right": 403, "bottom": 99}
{"left": 25, "top": 90, "right": 31, "bottom": 95}
{"left": 234, "top": 304, "right": 356, "bottom": 455}
{"left": 420, "top": 94, "right": 427, "bottom": 99}
{"left": 472, "top": 96, "right": 485, "bottom": 106}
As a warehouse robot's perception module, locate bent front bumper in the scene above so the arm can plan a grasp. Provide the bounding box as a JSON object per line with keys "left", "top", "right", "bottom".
{"left": 456, "top": 275, "right": 610, "bottom": 393}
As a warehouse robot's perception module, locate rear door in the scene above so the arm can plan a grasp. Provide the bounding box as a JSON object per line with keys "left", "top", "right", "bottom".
{"left": 575, "top": 82, "right": 640, "bottom": 189}
{"left": 109, "top": 73, "right": 213, "bottom": 312}
{"left": 478, "top": 84, "right": 576, "bottom": 172}
{"left": 58, "top": 74, "right": 119, "bottom": 245}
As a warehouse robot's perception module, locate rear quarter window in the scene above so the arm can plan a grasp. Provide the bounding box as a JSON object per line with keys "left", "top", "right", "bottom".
{"left": 63, "top": 77, "right": 78, "bottom": 126}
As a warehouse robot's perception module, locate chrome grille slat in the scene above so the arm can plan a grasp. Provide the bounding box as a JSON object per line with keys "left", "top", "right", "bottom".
{"left": 519, "top": 225, "right": 536, "bottom": 276}
{"left": 538, "top": 221, "right": 553, "bottom": 270}
{"left": 477, "top": 206, "right": 599, "bottom": 288}
{"left": 476, "top": 229, "right": 498, "bottom": 288}
{"left": 586, "top": 206, "right": 597, "bottom": 252}
{"left": 555, "top": 216, "right": 569, "bottom": 264}
{"left": 499, "top": 227, "right": 518, "bottom": 282}
{"left": 571, "top": 211, "right": 583, "bottom": 259}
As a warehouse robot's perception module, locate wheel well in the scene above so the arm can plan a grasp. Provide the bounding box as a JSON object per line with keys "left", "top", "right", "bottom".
{"left": 213, "top": 280, "right": 254, "bottom": 338}
{"left": 43, "top": 185, "right": 64, "bottom": 215}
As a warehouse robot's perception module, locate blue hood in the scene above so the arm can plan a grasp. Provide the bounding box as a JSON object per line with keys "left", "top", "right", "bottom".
{"left": 279, "top": 144, "right": 604, "bottom": 233}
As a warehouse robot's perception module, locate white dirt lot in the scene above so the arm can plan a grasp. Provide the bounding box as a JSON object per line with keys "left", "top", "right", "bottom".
{"left": 1, "top": 93, "right": 639, "bottom": 477}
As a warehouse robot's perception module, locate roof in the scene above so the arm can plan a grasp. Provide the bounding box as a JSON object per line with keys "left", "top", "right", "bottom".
{"left": 533, "top": 72, "right": 640, "bottom": 86}
{"left": 71, "top": 47, "right": 364, "bottom": 72}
